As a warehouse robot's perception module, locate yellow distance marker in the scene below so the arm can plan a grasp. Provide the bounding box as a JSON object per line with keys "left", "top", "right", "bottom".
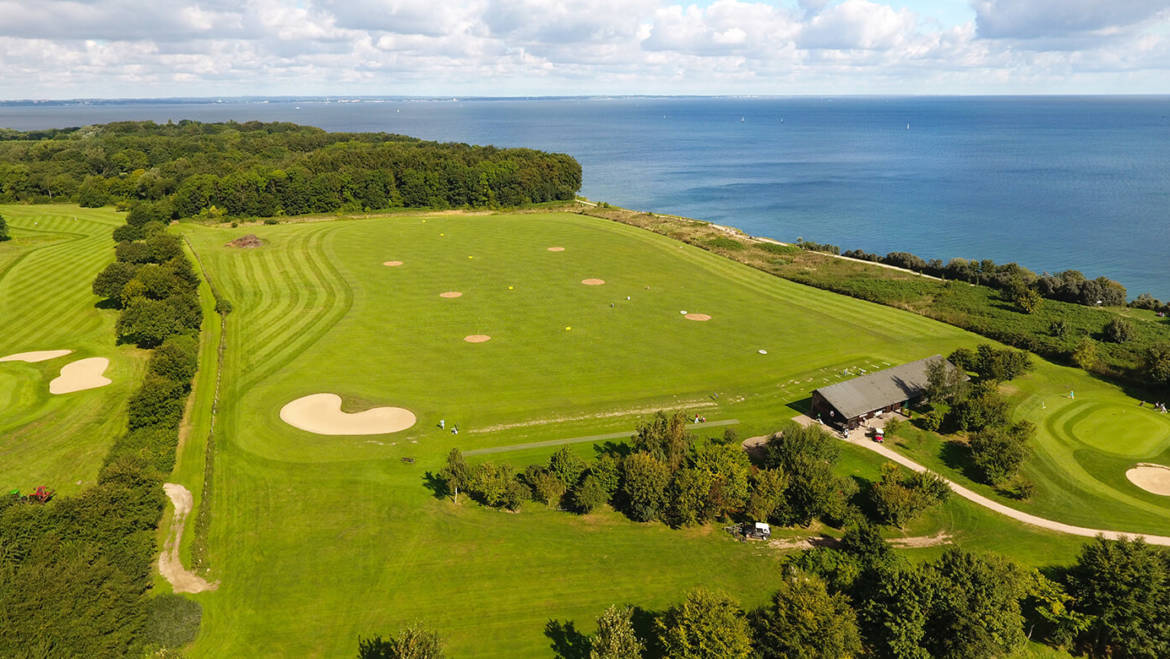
{"left": 468, "top": 255, "right": 474, "bottom": 259}
{"left": 565, "top": 326, "right": 571, "bottom": 331}
{"left": 508, "top": 285, "right": 514, "bottom": 290}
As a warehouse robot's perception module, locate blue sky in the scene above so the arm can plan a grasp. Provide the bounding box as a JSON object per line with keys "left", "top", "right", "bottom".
{"left": 0, "top": 0, "right": 1166, "bottom": 98}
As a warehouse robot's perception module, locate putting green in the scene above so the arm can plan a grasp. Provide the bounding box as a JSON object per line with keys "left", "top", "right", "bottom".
{"left": 1064, "top": 402, "right": 1170, "bottom": 458}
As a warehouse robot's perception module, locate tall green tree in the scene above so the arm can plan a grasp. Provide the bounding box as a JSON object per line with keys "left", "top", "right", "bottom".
{"left": 1066, "top": 536, "right": 1170, "bottom": 657}
{"left": 620, "top": 453, "right": 670, "bottom": 522}
{"left": 590, "top": 605, "right": 643, "bottom": 659}
{"left": 752, "top": 571, "right": 862, "bottom": 659}
{"left": 358, "top": 623, "right": 444, "bottom": 659}
{"left": 657, "top": 588, "right": 752, "bottom": 659}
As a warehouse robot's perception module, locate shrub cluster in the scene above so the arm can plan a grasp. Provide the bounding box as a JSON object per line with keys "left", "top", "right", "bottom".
{"left": 841, "top": 248, "right": 1128, "bottom": 308}
{"left": 438, "top": 413, "right": 864, "bottom": 532}
{"left": 93, "top": 230, "right": 202, "bottom": 348}
{"left": 0, "top": 121, "right": 581, "bottom": 217}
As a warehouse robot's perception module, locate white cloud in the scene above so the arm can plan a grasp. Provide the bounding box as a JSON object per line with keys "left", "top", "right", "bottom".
{"left": 0, "top": 0, "right": 1165, "bottom": 98}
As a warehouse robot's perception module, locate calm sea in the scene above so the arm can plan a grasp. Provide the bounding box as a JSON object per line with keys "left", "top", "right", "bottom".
{"left": 2, "top": 96, "right": 1168, "bottom": 297}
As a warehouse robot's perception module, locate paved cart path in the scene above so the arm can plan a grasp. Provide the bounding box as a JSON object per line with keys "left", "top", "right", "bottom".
{"left": 845, "top": 432, "right": 1170, "bottom": 546}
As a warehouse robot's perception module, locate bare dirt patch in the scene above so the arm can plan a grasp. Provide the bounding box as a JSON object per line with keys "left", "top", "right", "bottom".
{"left": 768, "top": 531, "right": 951, "bottom": 552}
{"left": 439, "top": 291, "right": 463, "bottom": 298}
{"left": 464, "top": 334, "right": 492, "bottom": 343}
{"left": 225, "top": 234, "right": 263, "bottom": 248}
{"left": 581, "top": 278, "right": 606, "bottom": 286}
{"left": 1126, "top": 464, "right": 1170, "bottom": 496}
{"left": 0, "top": 349, "right": 72, "bottom": 363}
{"left": 49, "top": 357, "right": 111, "bottom": 394}
{"left": 280, "top": 393, "right": 417, "bottom": 435}
{"left": 547, "top": 246, "right": 565, "bottom": 252}
{"left": 383, "top": 260, "right": 404, "bottom": 267}
{"left": 159, "top": 483, "right": 218, "bottom": 594}
{"left": 684, "top": 313, "right": 712, "bottom": 321}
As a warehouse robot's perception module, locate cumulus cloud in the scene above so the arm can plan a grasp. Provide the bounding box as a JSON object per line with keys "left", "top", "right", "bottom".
{"left": 974, "top": 0, "right": 1170, "bottom": 39}
{"left": 0, "top": 0, "right": 1165, "bottom": 97}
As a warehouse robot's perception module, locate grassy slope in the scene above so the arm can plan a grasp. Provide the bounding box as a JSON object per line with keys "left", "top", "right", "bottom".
{"left": 174, "top": 211, "right": 1121, "bottom": 656}
{"left": 0, "top": 204, "right": 146, "bottom": 496}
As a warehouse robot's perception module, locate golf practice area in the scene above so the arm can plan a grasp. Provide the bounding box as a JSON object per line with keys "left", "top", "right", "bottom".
{"left": 5, "top": 205, "right": 1170, "bottom": 656}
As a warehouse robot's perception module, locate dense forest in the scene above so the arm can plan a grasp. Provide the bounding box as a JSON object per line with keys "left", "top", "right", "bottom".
{"left": 0, "top": 121, "right": 582, "bottom": 218}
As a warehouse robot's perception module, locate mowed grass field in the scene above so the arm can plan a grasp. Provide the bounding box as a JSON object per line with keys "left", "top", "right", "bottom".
{"left": 176, "top": 211, "right": 1108, "bottom": 657}
{"left": 0, "top": 204, "right": 146, "bottom": 496}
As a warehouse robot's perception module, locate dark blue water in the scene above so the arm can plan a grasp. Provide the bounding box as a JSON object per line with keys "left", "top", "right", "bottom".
{"left": 3, "top": 96, "right": 1168, "bottom": 297}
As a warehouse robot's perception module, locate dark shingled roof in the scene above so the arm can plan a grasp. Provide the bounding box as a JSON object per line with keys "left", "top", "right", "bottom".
{"left": 814, "top": 356, "right": 957, "bottom": 420}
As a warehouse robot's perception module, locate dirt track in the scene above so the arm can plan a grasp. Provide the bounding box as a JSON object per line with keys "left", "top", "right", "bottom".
{"left": 159, "top": 483, "right": 218, "bottom": 594}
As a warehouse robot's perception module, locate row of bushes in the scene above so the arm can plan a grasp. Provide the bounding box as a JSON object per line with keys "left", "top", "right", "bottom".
{"left": 0, "top": 212, "right": 204, "bottom": 655}
{"left": 838, "top": 246, "right": 1130, "bottom": 307}
{"left": 438, "top": 412, "right": 953, "bottom": 534}
{"left": 0, "top": 120, "right": 582, "bottom": 217}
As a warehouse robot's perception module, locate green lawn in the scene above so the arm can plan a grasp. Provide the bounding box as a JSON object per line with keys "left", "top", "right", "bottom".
{"left": 0, "top": 204, "right": 146, "bottom": 496}
{"left": 172, "top": 211, "right": 1128, "bottom": 656}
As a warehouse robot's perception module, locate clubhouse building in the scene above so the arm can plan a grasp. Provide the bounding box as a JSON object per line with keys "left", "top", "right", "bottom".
{"left": 810, "top": 355, "right": 960, "bottom": 429}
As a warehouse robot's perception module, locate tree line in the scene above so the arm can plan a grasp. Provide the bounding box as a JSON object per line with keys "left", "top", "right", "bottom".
{"left": 0, "top": 211, "right": 206, "bottom": 655}
{"left": 361, "top": 531, "right": 1170, "bottom": 658}
{"left": 0, "top": 120, "right": 582, "bottom": 218}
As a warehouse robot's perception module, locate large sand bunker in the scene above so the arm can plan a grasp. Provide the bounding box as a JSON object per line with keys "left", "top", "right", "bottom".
{"left": 49, "top": 357, "right": 111, "bottom": 394}
{"left": 383, "top": 260, "right": 404, "bottom": 267}
{"left": 464, "top": 334, "right": 492, "bottom": 343}
{"left": 685, "top": 313, "right": 712, "bottom": 321}
{"left": 581, "top": 278, "right": 606, "bottom": 286}
{"left": 0, "top": 349, "right": 73, "bottom": 363}
{"left": 439, "top": 291, "right": 463, "bottom": 298}
{"left": 1126, "top": 464, "right": 1170, "bottom": 496}
{"left": 280, "top": 393, "right": 416, "bottom": 435}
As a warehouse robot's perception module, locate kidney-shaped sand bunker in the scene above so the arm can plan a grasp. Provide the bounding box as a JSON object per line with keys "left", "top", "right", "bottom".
{"left": 280, "top": 393, "right": 417, "bottom": 435}
{"left": 1126, "top": 463, "right": 1170, "bottom": 496}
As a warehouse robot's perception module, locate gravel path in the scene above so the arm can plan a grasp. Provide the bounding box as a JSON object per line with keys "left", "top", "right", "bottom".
{"left": 159, "top": 483, "right": 218, "bottom": 593}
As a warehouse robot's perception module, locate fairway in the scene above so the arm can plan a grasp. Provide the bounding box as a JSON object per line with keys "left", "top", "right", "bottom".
{"left": 179, "top": 211, "right": 1015, "bottom": 656}
{"left": 0, "top": 205, "right": 145, "bottom": 496}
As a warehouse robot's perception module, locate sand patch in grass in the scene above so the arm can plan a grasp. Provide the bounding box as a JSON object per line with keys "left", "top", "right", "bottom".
{"left": 581, "top": 278, "right": 605, "bottom": 286}
{"left": 0, "top": 349, "right": 73, "bottom": 363}
{"left": 439, "top": 291, "right": 463, "bottom": 298}
{"left": 383, "top": 260, "right": 404, "bottom": 267}
{"left": 547, "top": 246, "right": 565, "bottom": 252}
{"left": 49, "top": 357, "right": 111, "bottom": 394}
{"left": 684, "top": 313, "right": 712, "bottom": 321}
{"left": 464, "top": 335, "right": 492, "bottom": 343}
{"left": 280, "top": 393, "right": 416, "bottom": 435}
{"left": 1126, "top": 464, "right": 1170, "bottom": 496}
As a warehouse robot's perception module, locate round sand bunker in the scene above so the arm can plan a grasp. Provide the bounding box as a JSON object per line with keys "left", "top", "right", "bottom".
{"left": 684, "top": 313, "right": 712, "bottom": 321}
{"left": 439, "top": 291, "right": 463, "bottom": 298}
{"left": 383, "top": 261, "right": 403, "bottom": 267}
{"left": 280, "top": 393, "right": 416, "bottom": 436}
{"left": 547, "top": 246, "right": 565, "bottom": 252}
{"left": 1126, "top": 463, "right": 1170, "bottom": 496}
{"left": 49, "top": 357, "right": 111, "bottom": 394}
{"left": 581, "top": 278, "right": 606, "bottom": 286}
{"left": 464, "top": 334, "right": 492, "bottom": 343}
{"left": 0, "top": 349, "right": 73, "bottom": 363}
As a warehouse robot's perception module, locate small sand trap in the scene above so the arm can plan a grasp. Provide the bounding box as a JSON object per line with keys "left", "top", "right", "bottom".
{"left": 49, "top": 357, "right": 111, "bottom": 394}
{"left": 464, "top": 335, "right": 492, "bottom": 343}
{"left": 685, "top": 313, "right": 712, "bottom": 321}
{"left": 383, "top": 260, "right": 404, "bottom": 267}
{"left": 0, "top": 349, "right": 73, "bottom": 363}
{"left": 581, "top": 278, "right": 606, "bottom": 286}
{"left": 1126, "top": 464, "right": 1170, "bottom": 496}
{"left": 280, "top": 393, "right": 416, "bottom": 435}
{"left": 439, "top": 291, "right": 463, "bottom": 298}
{"left": 547, "top": 246, "right": 565, "bottom": 252}
{"left": 160, "top": 483, "right": 218, "bottom": 593}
